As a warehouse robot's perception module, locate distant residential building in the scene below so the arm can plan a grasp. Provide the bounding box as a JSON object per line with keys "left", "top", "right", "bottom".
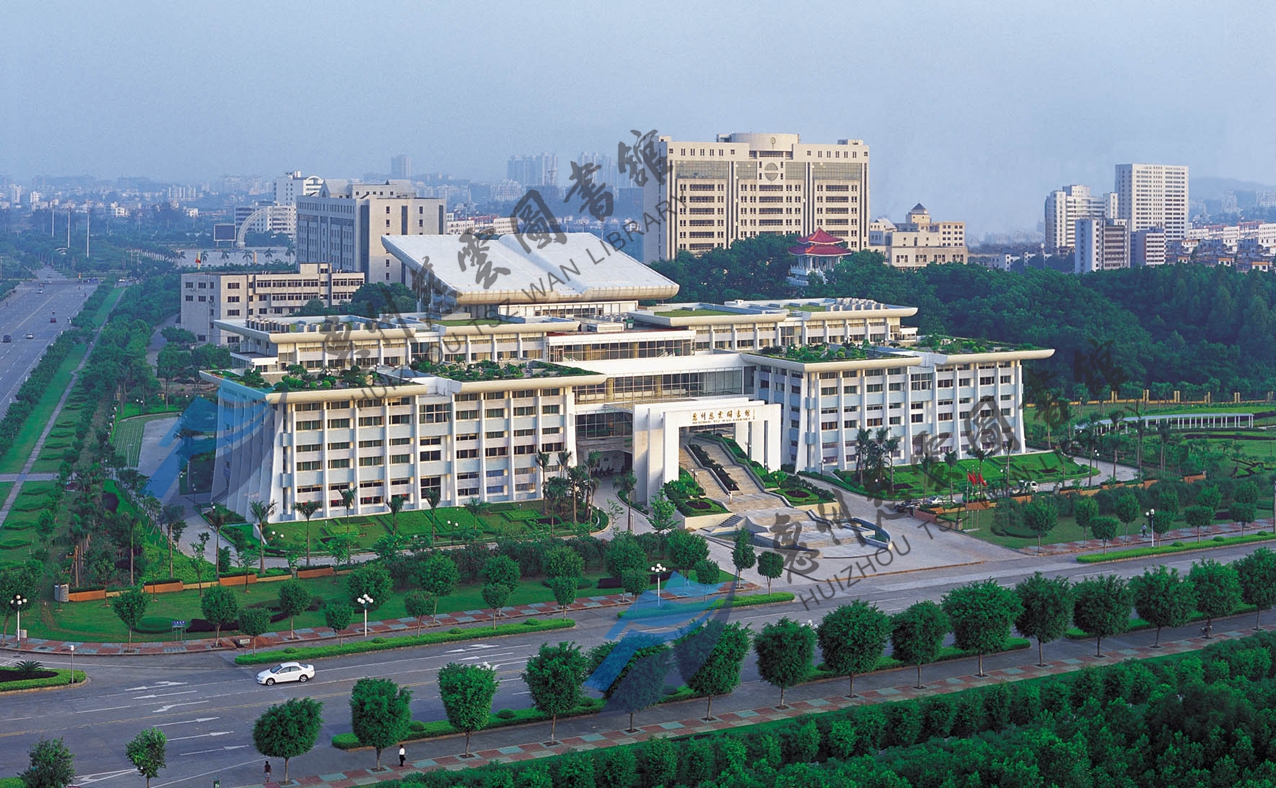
{"left": 1104, "top": 191, "right": 1119, "bottom": 220}
{"left": 295, "top": 180, "right": 445, "bottom": 283}
{"left": 507, "top": 154, "right": 558, "bottom": 188}
{"left": 445, "top": 215, "right": 517, "bottom": 235}
{"left": 872, "top": 204, "right": 967, "bottom": 268}
{"left": 1116, "top": 163, "right": 1189, "bottom": 241}
{"left": 390, "top": 154, "right": 411, "bottom": 181}
{"left": 1074, "top": 218, "right": 1130, "bottom": 273}
{"left": 1131, "top": 228, "right": 1167, "bottom": 267}
{"left": 274, "top": 171, "right": 323, "bottom": 207}
{"left": 1044, "top": 185, "right": 1105, "bottom": 255}
{"left": 180, "top": 263, "right": 365, "bottom": 346}
{"left": 235, "top": 204, "right": 297, "bottom": 237}
{"left": 972, "top": 254, "right": 1015, "bottom": 271}
{"left": 642, "top": 132, "right": 870, "bottom": 263}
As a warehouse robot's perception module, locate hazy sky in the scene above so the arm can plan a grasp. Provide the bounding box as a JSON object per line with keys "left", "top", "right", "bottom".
{"left": 3, "top": 1, "right": 1275, "bottom": 235}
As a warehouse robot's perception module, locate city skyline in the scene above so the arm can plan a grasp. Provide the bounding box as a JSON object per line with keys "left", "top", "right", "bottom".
{"left": 3, "top": 1, "right": 1275, "bottom": 236}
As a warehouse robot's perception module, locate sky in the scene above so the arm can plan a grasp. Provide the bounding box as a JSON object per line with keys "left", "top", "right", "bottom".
{"left": 3, "top": 0, "right": 1275, "bottom": 236}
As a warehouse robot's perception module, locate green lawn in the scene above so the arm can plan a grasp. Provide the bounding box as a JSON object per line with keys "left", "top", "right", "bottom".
{"left": 111, "top": 413, "right": 178, "bottom": 467}
{"left": 830, "top": 451, "right": 1092, "bottom": 501}
{"left": 0, "top": 482, "right": 12, "bottom": 507}
{"left": 86, "top": 286, "right": 123, "bottom": 328}
{"left": 116, "top": 399, "right": 185, "bottom": 420}
{"left": 0, "top": 343, "right": 88, "bottom": 473}
{"left": 0, "top": 481, "right": 54, "bottom": 566}
{"left": 30, "top": 569, "right": 640, "bottom": 643}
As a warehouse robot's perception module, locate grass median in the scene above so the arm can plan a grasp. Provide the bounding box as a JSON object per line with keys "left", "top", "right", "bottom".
{"left": 1077, "top": 531, "right": 1276, "bottom": 563}
{"left": 617, "top": 591, "right": 796, "bottom": 620}
{"left": 0, "top": 668, "right": 87, "bottom": 692}
{"left": 234, "top": 617, "right": 576, "bottom": 665}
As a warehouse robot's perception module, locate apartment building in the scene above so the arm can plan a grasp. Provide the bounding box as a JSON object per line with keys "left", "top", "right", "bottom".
{"left": 1131, "top": 227, "right": 1167, "bottom": 267}
{"left": 295, "top": 180, "right": 445, "bottom": 283}
{"left": 1116, "top": 164, "right": 1190, "bottom": 241}
{"left": 203, "top": 233, "right": 1050, "bottom": 523}
{"left": 180, "top": 263, "right": 364, "bottom": 345}
{"left": 1044, "top": 185, "right": 1106, "bottom": 255}
{"left": 869, "top": 204, "right": 967, "bottom": 268}
{"left": 641, "top": 132, "right": 870, "bottom": 263}
{"left": 1074, "top": 218, "right": 1130, "bottom": 273}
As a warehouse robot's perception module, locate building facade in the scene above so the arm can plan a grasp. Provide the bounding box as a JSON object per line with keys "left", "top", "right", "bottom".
{"left": 642, "top": 132, "right": 870, "bottom": 263}
{"left": 1074, "top": 218, "right": 1130, "bottom": 273}
{"left": 204, "top": 233, "right": 1050, "bottom": 522}
{"left": 1131, "top": 227, "right": 1167, "bottom": 267}
{"left": 1116, "top": 164, "right": 1189, "bottom": 241}
{"left": 295, "top": 180, "right": 445, "bottom": 283}
{"left": 869, "top": 204, "right": 967, "bottom": 268}
{"left": 1044, "top": 185, "right": 1106, "bottom": 255}
{"left": 180, "top": 263, "right": 365, "bottom": 345}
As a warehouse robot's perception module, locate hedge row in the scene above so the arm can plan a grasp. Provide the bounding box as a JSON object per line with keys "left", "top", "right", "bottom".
{"left": 233, "top": 617, "right": 575, "bottom": 665}
{"left": 1078, "top": 531, "right": 1275, "bottom": 562}
{"left": 332, "top": 698, "right": 609, "bottom": 749}
{"left": 0, "top": 669, "right": 86, "bottom": 692}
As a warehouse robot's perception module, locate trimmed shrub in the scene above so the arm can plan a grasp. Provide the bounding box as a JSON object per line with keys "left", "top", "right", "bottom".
{"left": 595, "top": 747, "right": 636, "bottom": 788}
{"left": 784, "top": 720, "right": 821, "bottom": 764}
{"left": 639, "top": 736, "right": 678, "bottom": 788}
{"left": 826, "top": 720, "right": 858, "bottom": 760}
{"left": 920, "top": 696, "right": 955, "bottom": 739}
{"left": 681, "top": 738, "right": 715, "bottom": 786}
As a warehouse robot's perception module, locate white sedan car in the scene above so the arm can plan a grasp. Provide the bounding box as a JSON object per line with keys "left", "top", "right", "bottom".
{"left": 255, "top": 662, "right": 316, "bottom": 685}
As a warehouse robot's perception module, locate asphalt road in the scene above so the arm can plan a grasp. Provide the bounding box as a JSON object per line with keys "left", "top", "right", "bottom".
{"left": 3, "top": 537, "right": 1269, "bottom": 788}
{"left": 0, "top": 269, "right": 94, "bottom": 418}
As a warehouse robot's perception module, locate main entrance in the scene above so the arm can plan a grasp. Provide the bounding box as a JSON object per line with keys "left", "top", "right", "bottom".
{"left": 630, "top": 397, "right": 783, "bottom": 503}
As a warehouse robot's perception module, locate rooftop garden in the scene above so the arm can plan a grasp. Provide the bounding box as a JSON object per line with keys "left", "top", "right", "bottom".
{"left": 273, "top": 365, "right": 390, "bottom": 393}
{"left": 432, "top": 317, "right": 504, "bottom": 327}
{"left": 653, "top": 307, "right": 740, "bottom": 318}
{"left": 785, "top": 303, "right": 828, "bottom": 312}
{"left": 916, "top": 334, "right": 1041, "bottom": 355}
{"left": 412, "top": 358, "right": 593, "bottom": 382}
{"left": 754, "top": 341, "right": 879, "bottom": 363}
{"left": 213, "top": 367, "right": 271, "bottom": 390}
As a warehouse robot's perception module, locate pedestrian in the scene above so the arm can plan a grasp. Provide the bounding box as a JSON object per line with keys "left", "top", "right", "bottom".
{"left": 398, "top": 745, "right": 406, "bottom": 768}
{"left": 263, "top": 761, "right": 272, "bottom": 784}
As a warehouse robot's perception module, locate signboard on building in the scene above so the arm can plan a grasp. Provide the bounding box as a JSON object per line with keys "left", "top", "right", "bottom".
{"left": 689, "top": 407, "right": 758, "bottom": 426}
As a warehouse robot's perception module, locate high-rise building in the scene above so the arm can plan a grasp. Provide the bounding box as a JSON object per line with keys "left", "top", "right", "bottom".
{"left": 274, "top": 171, "right": 324, "bottom": 207}
{"left": 390, "top": 154, "right": 411, "bottom": 181}
{"left": 1074, "top": 218, "right": 1130, "bottom": 274}
{"left": 1044, "top": 185, "right": 1105, "bottom": 255}
{"left": 295, "top": 180, "right": 445, "bottom": 283}
{"left": 1116, "top": 164, "right": 1189, "bottom": 241}
{"left": 506, "top": 154, "right": 558, "bottom": 188}
{"left": 642, "top": 132, "right": 870, "bottom": 263}
{"left": 1131, "top": 228, "right": 1167, "bottom": 267}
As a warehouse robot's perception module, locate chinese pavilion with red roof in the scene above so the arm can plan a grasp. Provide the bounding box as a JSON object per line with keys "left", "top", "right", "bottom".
{"left": 787, "top": 228, "right": 849, "bottom": 287}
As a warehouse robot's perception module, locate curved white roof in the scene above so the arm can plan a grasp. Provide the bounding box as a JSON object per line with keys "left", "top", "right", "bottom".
{"left": 384, "top": 233, "right": 681, "bottom": 304}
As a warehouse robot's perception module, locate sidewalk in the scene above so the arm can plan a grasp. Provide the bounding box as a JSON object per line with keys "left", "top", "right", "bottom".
{"left": 1028, "top": 518, "right": 1269, "bottom": 556}
{"left": 259, "top": 624, "right": 1260, "bottom": 788}
{"left": 0, "top": 582, "right": 758, "bottom": 656}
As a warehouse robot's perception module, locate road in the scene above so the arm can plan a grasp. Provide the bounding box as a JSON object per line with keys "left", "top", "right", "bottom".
{"left": 3, "top": 537, "right": 1269, "bottom": 788}
{"left": 0, "top": 268, "right": 94, "bottom": 418}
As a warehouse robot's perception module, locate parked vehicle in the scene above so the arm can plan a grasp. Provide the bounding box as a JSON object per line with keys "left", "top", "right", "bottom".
{"left": 2, "top": 335, "right": 10, "bottom": 343}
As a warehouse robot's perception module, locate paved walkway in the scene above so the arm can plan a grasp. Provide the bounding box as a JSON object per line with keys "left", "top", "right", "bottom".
{"left": 0, "top": 582, "right": 758, "bottom": 656}
{"left": 1028, "top": 518, "right": 1270, "bottom": 556}
{"left": 258, "top": 624, "right": 1260, "bottom": 788}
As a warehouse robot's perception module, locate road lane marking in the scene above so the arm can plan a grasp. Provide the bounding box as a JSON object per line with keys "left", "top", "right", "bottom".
{"left": 167, "top": 731, "right": 233, "bottom": 742}
{"left": 152, "top": 701, "right": 208, "bottom": 713}
{"left": 75, "top": 705, "right": 132, "bottom": 714}
{"left": 180, "top": 745, "right": 249, "bottom": 757}
{"left": 134, "top": 690, "right": 198, "bottom": 699}
{"left": 73, "top": 769, "right": 136, "bottom": 784}
{"left": 156, "top": 717, "right": 220, "bottom": 727}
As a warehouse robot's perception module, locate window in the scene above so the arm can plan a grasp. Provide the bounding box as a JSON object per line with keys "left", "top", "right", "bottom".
{"left": 542, "top": 405, "right": 560, "bottom": 415}
{"left": 327, "top": 418, "right": 351, "bottom": 429}
{"left": 514, "top": 444, "right": 536, "bottom": 454}
{"left": 456, "top": 409, "right": 479, "bottom": 420}
{"left": 889, "top": 416, "right": 901, "bottom": 425}
{"left": 867, "top": 418, "right": 883, "bottom": 427}
{"left": 419, "top": 436, "right": 442, "bottom": 446}
{"left": 420, "top": 403, "right": 451, "bottom": 423}
{"left": 866, "top": 383, "right": 883, "bottom": 393}
{"left": 296, "top": 460, "right": 321, "bottom": 471}
{"left": 939, "top": 413, "right": 953, "bottom": 421}
{"left": 297, "top": 443, "right": 321, "bottom": 453}
{"left": 390, "top": 437, "right": 411, "bottom": 446}
{"left": 296, "top": 420, "right": 321, "bottom": 431}
{"left": 514, "top": 427, "right": 536, "bottom": 437}
{"left": 358, "top": 456, "right": 384, "bottom": 467}
{"left": 543, "top": 427, "right": 560, "bottom": 435}
{"left": 485, "top": 408, "right": 506, "bottom": 418}
{"left": 457, "top": 448, "right": 478, "bottom": 459}
{"left": 513, "top": 406, "right": 536, "bottom": 417}
{"left": 960, "top": 378, "right": 972, "bottom": 386}
{"left": 390, "top": 414, "right": 411, "bottom": 425}
{"left": 327, "top": 401, "right": 350, "bottom": 410}
{"left": 485, "top": 446, "right": 509, "bottom": 458}
{"left": 979, "top": 376, "right": 994, "bottom": 386}
{"left": 888, "top": 382, "right": 903, "bottom": 391}
{"left": 911, "top": 414, "right": 924, "bottom": 423}
{"left": 391, "top": 454, "right": 411, "bottom": 464}
{"left": 357, "top": 439, "right": 383, "bottom": 448}
{"left": 327, "top": 458, "right": 350, "bottom": 469}
{"left": 485, "top": 430, "right": 506, "bottom": 439}
{"left": 419, "top": 449, "right": 441, "bottom": 461}
{"left": 821, "top": 421, "right": 837, "bottom": 430}
{"left": 1000, "top": 375, "right": 1011, "bottom": 384}
{"left": 820, "top": 386, "right": 836, "bottom": 396}
{"left": 843, "top": 385, "right": 858, "bottom": 394}
{"left": 358, "top": 416, "right": 383, "bottom": 427}
{"left": 938, "top": 379, "right": 954, "bottom": 388}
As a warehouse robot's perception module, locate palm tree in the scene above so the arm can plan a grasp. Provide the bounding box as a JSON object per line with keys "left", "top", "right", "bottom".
{"left": 616, "top": 472, "right": 637, "bottom": 532}
{"left": 545, "top": 477, "right": 571, "bottom": 537}
{"left": 534, "top": 452, "right": 552, "bottom": 515}
{"left": 943, "top": 449, "right": 960, "bottom": 505}
{"left": 387, "top": 494, "right": 407, "bottom": 536}
{"left": 966, "top": 446, "right": 990, "bottom": 500}
{"left": 206, "top": 507, "right": 228, "bottom": 582}
{"left": 249, "top": 499, "right": 277, "bottom": 574}
{"left": 1108, "top": 409, "right": 1125, "bottom": 479}
{"left": 294, "top": 500, "right": 322, "bottom": 567}
{"left": 568, "top": 464, "right": 591, "bottom": 527}
{"left": 883, "top": 433, "right": 901, "bottom": 492}
{"left": 1156, "top": 420, "right": 1173, "bottom": 472}
{"left": 918, "top": 453, "right": 937, "bottom": 495}
{"left": 854, "top": 428, "right": 872, "bottom": 484}
{"left": 422, "top": 487, "right": 441, "bottom": 544}
{"left": 556, "top": 449, "right": 573, "bottom": 479}
{"left": 161, "top": 504, "right": 186, "bottom": 580}
{"left": 340, "top": 486, "right": 356, "bottom": 527}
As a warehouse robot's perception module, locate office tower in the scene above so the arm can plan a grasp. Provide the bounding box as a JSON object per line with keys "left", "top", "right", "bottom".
{"left": 1116, "top": 164, "right": 1189, "bottom": 241}
{"left": 1044, "top": 185, "right": 1105, "bottom": 255}
{"left": 390, "top": 154, "right": 411, "bottom": 181}
{"left": 506, "top": 154, "right": 559, "bottom": 187}
{"left": 1074, "top": 218, "right": 1130, "bottom": 273}
{"left": 642, "top": 132, "right": 870, "bottom": 263}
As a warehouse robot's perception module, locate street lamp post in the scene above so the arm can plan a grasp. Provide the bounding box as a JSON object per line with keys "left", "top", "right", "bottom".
{"left": 358, "top": 594, "right": 374, "bottom": 637}
{"left": 650, "top": 563, "right": 666, "bottom": 607}
{"left": 1145, "top": 508, "right": 1155, "bottom": 545}
{"left": 12, "top": 594, "right": 27, "bottom": 647}
{"left": 69, "top": 644, "right": 74, "bottom": 684}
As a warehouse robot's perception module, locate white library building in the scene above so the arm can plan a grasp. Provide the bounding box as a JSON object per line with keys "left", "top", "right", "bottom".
{"left": 204, "top": 232, "right": 1052, "bottom": 522}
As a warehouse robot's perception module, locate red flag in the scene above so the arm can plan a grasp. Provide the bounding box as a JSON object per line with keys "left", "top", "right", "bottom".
{"left": 966, "top": 471, "right": 977, "bottom": 485}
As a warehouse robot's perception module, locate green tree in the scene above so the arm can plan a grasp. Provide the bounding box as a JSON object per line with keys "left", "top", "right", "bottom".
{"left": 294, "top": 500, "right": 322, "bottom": 566}
{"left": 346, "top": 565, "right": 392, "bottom": 611}
{"left": 667, "top": 529, "right": 709, "bottom": 574}
{"left": 694, "top": 558, "right": 720, "bottom": 590}
{"left": 1189, "top": 558, "right": 1242, "bottom": 635}
{"left": 589, "top": 639, "right": 672, "bottom": 733}
{"left": 1091, "top": 515, "right": 1120, "bottom": 554}
{"left": 521, "top": 641, "right": 588, "bottom": 743}
{"left": 252, "top": 698, "right": 324, "bottom": 783}
{"left": 349, "top": 677, "right": 413, "bottom": 769}
{"left": 238, "top": 608, "right": 270, "bottom": 653}
{"left": 1073, "top": 497, "right": 1099, "bottom": 542}
{"left": 1198, "top": 485, "right": 1222, "bottom": 514}
{"left": 757, "top": 551, "right": 784, "bottom": 593}
{"left": 544, "top": 546, "right": 584, "bottom": 580}
{"left": 21, "top": 738, "right": 75, "bottom": 788}
{"left": 111, "top": 587, "right": 149, "bottom": 647}
{"left": 404, "top": 589, "right": 434, "bottom": 635}
{"left": 323, "top": 603, "right": 353, "bottom": 645}
{"left": 1114, "top": 492, "right": 1140, "bottom": 537}
{"left": 1235, "top": 480, "right": 1259, "bottom": 505}
{"left": 1231, "top": 501, "right": 1257, "bottom": 537}
{"left": 125, "top": 728, "right": 166, "bottom": 788}
{"left": 1151, "top": 509, "right": 1175, "bottom": 545}
{"left": 891, "top": 601, "right": 950, "bottom": 689}
{"left": 1235, "top": 547, "right": 1276, "bottom": 629}
{"left": 422, "top": 487, "right": 442, "bottom": 544}
{"left": 386, "top": 494, "right": 407, "bottom": 536}
{"left": 605, "top": 533, "right": 646, "bottom": 599}
{"left": 481, "top": 554, "right": 521, "bottom": 589}
{"left": 816, "top": 600, "right": 890, "bottom": 697}
{"left": 1022, "top": 498, "right": 1059, "bottom": 553}
{"left": 616, "top": 471, "right": 637, "bottom": 532}
{"left": 1072, "top": 575, "right": 1132, "bottom": 657}
{"left": 620, "top": 568, "right": 648, "bottom": 601}
{"left": 942, "top": 579, "right": 1023, "bottom": 677}
{"left": 1185, "top": 504, "right": 1214, "bottom": 543}
{"left": 549, "top": 576, "right": 578, "bottom": 618}
{"left": 1014, "top": 573, "right": 1072, "bottom": 666}
{"left": 417, "top": 554, "right": 459, "bottom": 623}
{"left": 754, "top": 618, "right": 815, "bottom": 708}
{"left": 277, "top": 580, "right": 312, "bottom": 640}
{"left": 1132, "top": 565, "right": 1196, "bottom": 647}
{"left": 677, "top": 621, "right": 751, "bottom": 720}
{"left": 731, "top": 528, "right": 756, "bottom": 588}
{"left": 481, "top": 584, "right": 511, "bottom": 629}
{"left": 200, "top": 585, "right": 239, "bottom": 644}
{"left": 647, "top": 489, "right": 678, "bottom": 533}
{"left": 249, "top": 499, "right": 277, "bottom": 574}
{"left": 438, "top": 662, "right": 499, "bottom": 757}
